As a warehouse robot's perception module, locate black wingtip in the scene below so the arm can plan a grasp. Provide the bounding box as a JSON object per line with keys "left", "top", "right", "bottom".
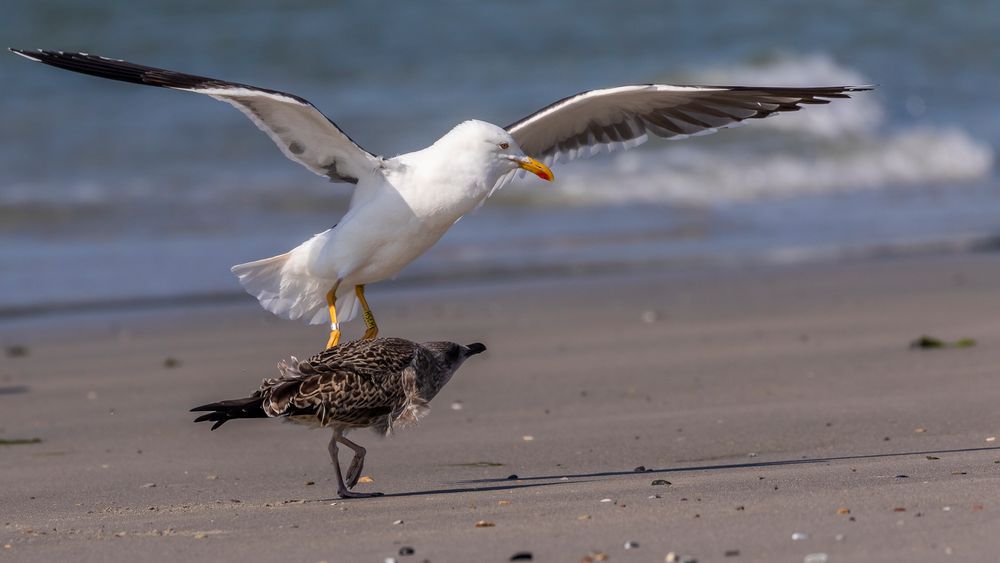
{"left": 466, "top": 342, "right": 487, "bottom": 355}
{"left": 9, "top": 48, "right": 41, "bottom": 61}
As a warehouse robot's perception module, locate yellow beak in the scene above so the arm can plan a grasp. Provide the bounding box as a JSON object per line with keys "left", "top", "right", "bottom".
{"left": 517, "top": 156, "right": 554, "bottom": 182}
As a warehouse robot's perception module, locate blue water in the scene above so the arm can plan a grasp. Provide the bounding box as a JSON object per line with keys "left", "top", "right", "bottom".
{"left": 2, "top": 0, "right": 998, "bottom": 312}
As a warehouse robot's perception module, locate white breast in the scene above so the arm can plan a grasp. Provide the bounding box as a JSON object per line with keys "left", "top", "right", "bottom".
{"left": 306, "top": 158, "right": 492, "bottom": 285}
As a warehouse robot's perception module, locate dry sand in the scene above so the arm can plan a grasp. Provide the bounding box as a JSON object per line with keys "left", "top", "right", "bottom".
{"left": 2, "top": 253, "right": 1000, "bottom": 562}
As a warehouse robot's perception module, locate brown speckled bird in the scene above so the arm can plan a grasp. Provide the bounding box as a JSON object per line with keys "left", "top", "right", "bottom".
{"left": 191, "top": 337, "right": 486, "bottom": 498}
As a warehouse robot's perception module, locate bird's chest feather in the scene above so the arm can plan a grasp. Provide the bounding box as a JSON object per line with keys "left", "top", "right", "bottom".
{"left": 398, "top": 168, "right": 488, "bottom": 225}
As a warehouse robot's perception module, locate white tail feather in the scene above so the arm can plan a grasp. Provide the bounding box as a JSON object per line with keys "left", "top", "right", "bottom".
{"left": 231, "top": 252, "right": 358, "bottom": 325}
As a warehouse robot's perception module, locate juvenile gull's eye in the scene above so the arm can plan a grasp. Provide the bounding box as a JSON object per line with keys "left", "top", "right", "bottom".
{"left": 498, "top": 142, "right": 509, "bottom": 150}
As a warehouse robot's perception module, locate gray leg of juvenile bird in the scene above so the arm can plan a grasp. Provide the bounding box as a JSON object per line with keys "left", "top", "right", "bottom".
{"left": 337, "top": 434, "right": 367, "bottom": 488}
{"left": 329, "top": 430, "right": 381, "bottom": 498}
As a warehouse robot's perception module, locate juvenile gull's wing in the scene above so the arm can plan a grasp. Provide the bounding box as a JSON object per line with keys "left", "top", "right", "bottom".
{"left": 10, "top": 48, "right": 380, "bottom": 184}
{"left": 505, "top": 84, "right": 872, "bottom": 165}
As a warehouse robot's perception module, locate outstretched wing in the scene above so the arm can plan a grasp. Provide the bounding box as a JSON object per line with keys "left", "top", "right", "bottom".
{"left": 10, "top": 48, "right": 381, "bottom": 184}
{"left": 505, "top": 84, "right": 872, "bottom": 165}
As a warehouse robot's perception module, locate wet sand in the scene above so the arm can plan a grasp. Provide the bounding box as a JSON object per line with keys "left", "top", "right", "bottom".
{"left": 2, "top": 253, "right": 1000, "bottom": 562}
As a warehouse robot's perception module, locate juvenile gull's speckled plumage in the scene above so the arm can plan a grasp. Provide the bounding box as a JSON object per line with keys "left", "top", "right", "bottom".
{"left": 192, "top": 337, "right": 486, "bottom": 498}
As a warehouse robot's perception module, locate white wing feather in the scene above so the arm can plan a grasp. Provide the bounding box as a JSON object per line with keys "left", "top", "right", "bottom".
{"left": 10, "top": 49, "right": 380, "bottom": 184}
{"left": 506, "top": 84, "right": 871, "bottom": 165}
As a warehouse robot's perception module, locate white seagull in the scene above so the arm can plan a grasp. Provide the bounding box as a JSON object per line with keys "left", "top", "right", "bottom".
{"left": 11, "top": 48, "right": 869, "bottom": 348}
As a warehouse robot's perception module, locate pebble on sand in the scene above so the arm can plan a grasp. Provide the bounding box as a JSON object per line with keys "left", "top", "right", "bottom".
{"left": 510, "top": 552, "right": 533, "bottom": 561}
{"left": 398, "top": 546, "right": 415, "bottom": 556}
{"left": 804, "top": 554, "right": 828, "bottom": 563}
{"left": 624, "top": 541, "right": 639, "bottom": 549}
{"left": 474, "top": 520, "right": 495, "bottom": 528}
{"left": 357, "top": 476, "right": 375, "bottom": 484}
{"left": 836, "top": 507, "right": 850, "bottom": 515}
{"left": 651, "top": 479, "right": 671, "bottom": 486}
{"left": 163, "top": 357, "right": 181, "bottom": 368}
{"left": 791, "top": 532, "right": 809, "bottom": 541}
{"left": 140, "top": 483, "right": 156, "bottom": 488}
{"left": 5, "top": 345, "right": 29, "bottom": 358}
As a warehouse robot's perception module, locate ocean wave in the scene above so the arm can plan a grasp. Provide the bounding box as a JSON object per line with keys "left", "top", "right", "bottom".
{"left": 538, "top": 126, "right": 993, "bottom": 206}
{"left": 500, "top": 54, "right": 994, "bottom": 206}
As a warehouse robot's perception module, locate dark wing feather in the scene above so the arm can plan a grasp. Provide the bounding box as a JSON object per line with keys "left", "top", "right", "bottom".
{"left": 10, "top": 48, "right": 380, "bottom": 184}
{"left": 258, "top": 338, "right": 420, "bottom": 426}
{"left": 505, "top": 84, "right": 872, "bottom": 165}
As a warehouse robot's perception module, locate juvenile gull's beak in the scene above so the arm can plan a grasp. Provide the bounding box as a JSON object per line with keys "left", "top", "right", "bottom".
{"left": 517, "top": 156, "right": 554, "bottom": 182}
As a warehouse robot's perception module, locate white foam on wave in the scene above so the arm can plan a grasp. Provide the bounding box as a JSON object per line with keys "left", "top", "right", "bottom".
{"left": 505, "top": 53, "right": 994, "bottom": 206}
{"left": 548, "top": 127, "right": 993, "bottom": 206}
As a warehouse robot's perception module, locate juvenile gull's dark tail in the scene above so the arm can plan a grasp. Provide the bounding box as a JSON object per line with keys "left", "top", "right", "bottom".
{"left": 191, "top": 397, "right": 267, "bottom": 430}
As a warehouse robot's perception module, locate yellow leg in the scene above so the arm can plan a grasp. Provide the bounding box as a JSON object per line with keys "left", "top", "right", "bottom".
{"left": 355, "top": 285, "right": 379, "bottom": 340}
{"left": 325, "top": 280, "right": 342, "bottom": 349}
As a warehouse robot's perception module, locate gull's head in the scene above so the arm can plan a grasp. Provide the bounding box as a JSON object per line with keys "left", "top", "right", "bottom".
{"left": 419, "top": 341, "right": 487, "bottom": 395}
{"left": 438, "top": 120, "right": 553, "bottom": 183}
{"left": 421, "top": 341, "right": 487, "bottom": 368}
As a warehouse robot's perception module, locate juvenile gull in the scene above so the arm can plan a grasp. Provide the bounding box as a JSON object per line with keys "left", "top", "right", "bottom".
{"left": 10, "top": 49, "right": 871, "bottom": 347}
{"left": 191, "top": 337, "right": 486, "bottom": 498}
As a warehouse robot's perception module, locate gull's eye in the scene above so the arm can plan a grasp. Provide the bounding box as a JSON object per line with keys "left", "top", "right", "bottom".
{"left": 498, "top": 142, "right": 509, "bottom": 150}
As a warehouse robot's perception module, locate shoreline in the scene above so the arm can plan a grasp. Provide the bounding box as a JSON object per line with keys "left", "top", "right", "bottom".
{"left": 3, "top": 231, "right": 998, "bottom": 325}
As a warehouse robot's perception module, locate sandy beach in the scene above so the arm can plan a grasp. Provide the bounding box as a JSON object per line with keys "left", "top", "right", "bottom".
{"left": 2, "top": 253, "right": 1000, "bottom": 562}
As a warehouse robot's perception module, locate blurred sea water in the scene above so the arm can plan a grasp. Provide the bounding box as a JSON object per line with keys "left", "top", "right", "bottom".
{"left": 1, "top": 0, "right": 997, "bottom": 313}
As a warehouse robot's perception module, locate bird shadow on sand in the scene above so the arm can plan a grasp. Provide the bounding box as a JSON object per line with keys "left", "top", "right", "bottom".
{"left": 452, "top": 445, "right": 1000, "bottom": 485}
{"left": 304, "top": 478, "right": 598, "bottom": 502}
